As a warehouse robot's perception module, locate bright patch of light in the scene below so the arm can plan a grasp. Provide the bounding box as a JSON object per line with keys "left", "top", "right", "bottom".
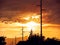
{"left": 25, "top": 21, "right": 38, "bottom": 31}
{"left": 32, "top": 15, "right": 40, "bottom": 19}
{"left": 23, "top": 17, "right": 30, "bottom": 20}
{"left": 42, "top": 24, "right": 51, "bottom": 26}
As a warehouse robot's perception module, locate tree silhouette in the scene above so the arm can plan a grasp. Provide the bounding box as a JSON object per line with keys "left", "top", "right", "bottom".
{"left": 17, "top": 34, "right": 60, "bottom": 45}
{"left": 0, "top": 37, "right": 6, "bottom": 45}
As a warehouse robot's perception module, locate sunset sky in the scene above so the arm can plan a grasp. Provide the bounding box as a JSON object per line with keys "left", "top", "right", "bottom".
{"left": 0, "top": 0, "right": 60, "bottom": 39}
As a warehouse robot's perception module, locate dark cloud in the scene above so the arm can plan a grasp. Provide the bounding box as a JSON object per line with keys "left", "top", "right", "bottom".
{"left": 0, "top": 0, "right": 40, "bottom": 11}
{"left": 42, "top": 0, "right": 60, "bottom": 24}
{"left": 0, "top": 0, "right": 40, "bottom": 23}
{"left": 0, "top": 0, "right": 60, "bottom": 24}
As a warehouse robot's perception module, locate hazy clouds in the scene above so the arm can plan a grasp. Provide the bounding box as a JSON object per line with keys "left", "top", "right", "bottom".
{"left": 0, "top": 0, "right": 60, "bottom": 24}
{"left": 0, "top": 0, "right": 40, "bottom": 23}
{"left": 42, "top": 0, "right": 60, "bottom": 24}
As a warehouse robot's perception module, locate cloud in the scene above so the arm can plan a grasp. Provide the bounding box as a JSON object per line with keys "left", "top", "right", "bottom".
{"left": 0, "top": 0, "right": 40, "bottom": 23}
{"left": 42, "top": 0, "right": 60, "bottom": 24}
{"left": 0, "top": 0, "right": 60, "bottom": 24}
{"left": 0, "top": 0, "right": 40, "bottom": 11}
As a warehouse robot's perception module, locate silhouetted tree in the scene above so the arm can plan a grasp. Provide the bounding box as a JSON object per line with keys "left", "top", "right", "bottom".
{"left": 45, "top": 38, "right": 60, "bottom": 45}
{"left": 27, "top": 35, "right": 40, "bottom": 45}
{"left": 17, "top": 41, "right": 26, "bottom": 45}
{"left": 16, "top": 34, "right": 60, "bottom": 45}
{"left": 17, "top": 35, "right": 45, "bottom": 45}
{"left": 0, "top": 37, "right": 6, "bottom": 45}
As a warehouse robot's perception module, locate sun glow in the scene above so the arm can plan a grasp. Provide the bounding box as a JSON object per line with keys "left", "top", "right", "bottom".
{"left": 25, "top": 21, "right": 39, "bottom": 31}
{"left": 23, "top": 17, "right": 30, "bottom": 20}
{"left": 0, "top": 14, "right": 60, "bottom": 39}
{"left": 32, "top": 15, "right": 40, "bottom": 19}
{"left": 0, "top": 21, "right": 60, "bottom": 39}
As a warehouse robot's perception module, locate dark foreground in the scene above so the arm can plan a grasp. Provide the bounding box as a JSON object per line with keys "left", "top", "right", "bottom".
{"left": 0, "top": 35, "right": 60, "bottom": 45}
{"left": 17, "top": 35, "right": 60, "bottom": 45}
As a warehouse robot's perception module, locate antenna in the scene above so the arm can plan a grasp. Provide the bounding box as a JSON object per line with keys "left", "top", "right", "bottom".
{"left": 22, "top": 26, "right": 24, "bottom": 41}
{"left": 40, "top": 0, "right": 42, "bottom": 38}
{"left": 36, "top": 0, "right": 42, "bottom": 37}
{"left": 37, "top": 0, "right": 42, "bottom": 44}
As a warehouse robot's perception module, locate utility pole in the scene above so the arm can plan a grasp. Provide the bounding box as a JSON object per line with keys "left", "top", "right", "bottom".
{"left": 40, "top": 0, "right": 42, "bottom": 38}
{"left": 36, "top": 0, "right": 42, "bottom": 37}
{"left": 22, "top": 26, "right": 24, "bottom": 41}
{"left": 36, "top": 0, "right": 43, "bottom": 45}
{"left": 15, "top": 36, "right": 16, "bottom": 45}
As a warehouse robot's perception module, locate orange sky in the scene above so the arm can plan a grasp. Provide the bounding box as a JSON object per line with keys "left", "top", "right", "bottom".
{"left": 0, "top": 0, "right": 60, "bottom": 39}
{"left": 0, "top": 14, "right": 60, "bottom": 39}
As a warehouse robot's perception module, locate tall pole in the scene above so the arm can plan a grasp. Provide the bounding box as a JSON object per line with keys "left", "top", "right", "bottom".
{"left": 22, "top": 26, "right": 23, "bottom": 41}
{"left": 40, "top": 0, "right": 43, "bottom": 45}
{"left": 40, "top": 0, "right": 42, "bottom": 38}
{"left": 15, "top": 36, "right": 16, "bottom": 45}
{"left": 36, "top": 0, "right": 42, "bottom": 38}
